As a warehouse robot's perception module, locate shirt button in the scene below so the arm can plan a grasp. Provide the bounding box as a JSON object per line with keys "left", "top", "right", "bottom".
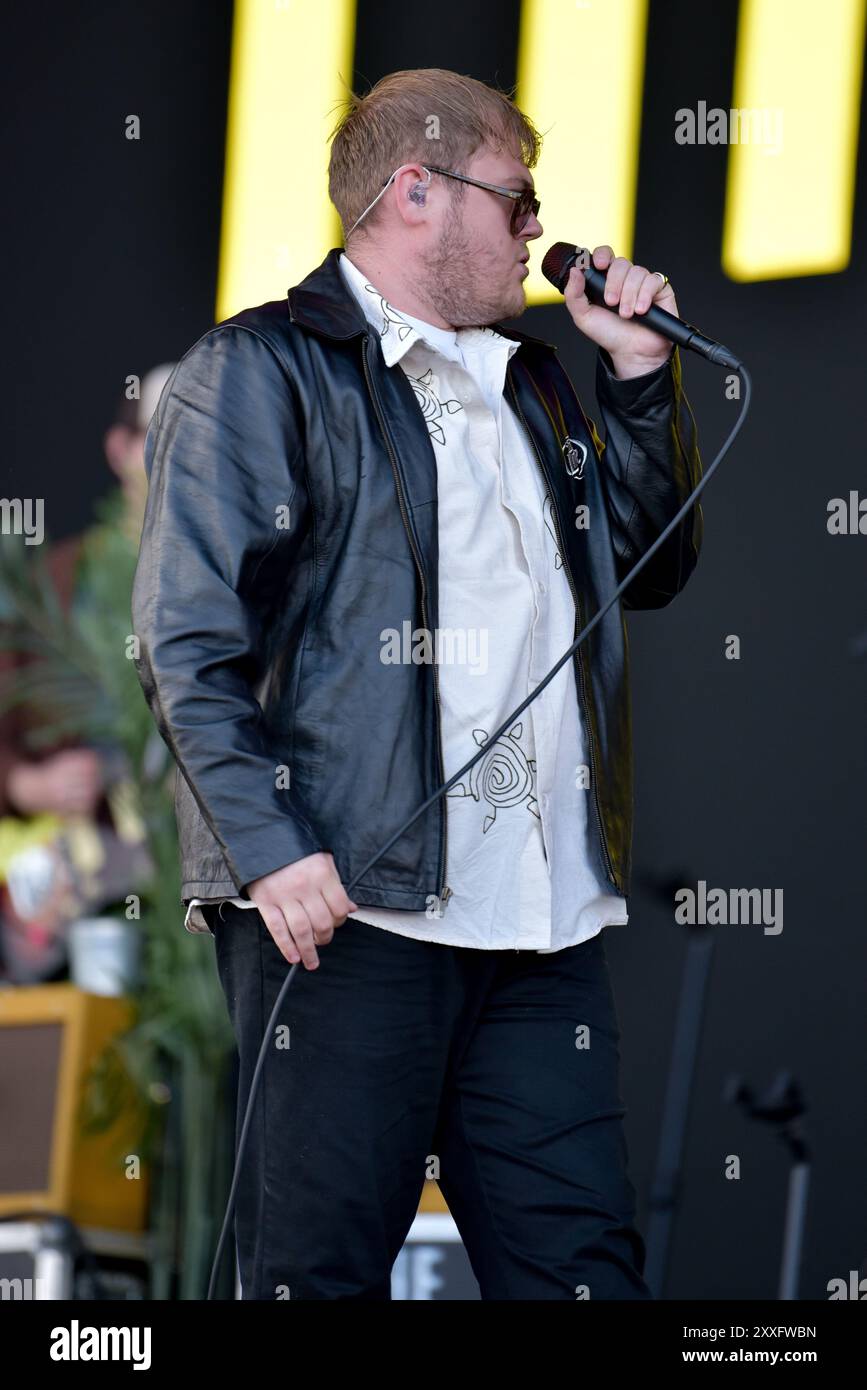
{"left": 536, "top": 580, "right": 547, "bottom": 596}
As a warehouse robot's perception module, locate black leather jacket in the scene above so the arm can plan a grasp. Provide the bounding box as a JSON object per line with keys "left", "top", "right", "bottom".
{"left": 131, "top": 247, "right": 703, "bottom": 919}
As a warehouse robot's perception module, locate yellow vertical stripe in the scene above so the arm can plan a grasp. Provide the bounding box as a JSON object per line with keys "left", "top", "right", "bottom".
{"left": 723, "top": 0, "right": 866, "bottom": 281}
{"left": 216, "top": 0, "right": 356, "bottom": 321}
{"left": 517, "top": 0, "right": 649, "bottom": 304}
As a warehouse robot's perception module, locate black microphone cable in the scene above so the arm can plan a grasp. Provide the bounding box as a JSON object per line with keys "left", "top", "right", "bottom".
{"left": 206, "top": 353, "right": 752, "bottom": 1301}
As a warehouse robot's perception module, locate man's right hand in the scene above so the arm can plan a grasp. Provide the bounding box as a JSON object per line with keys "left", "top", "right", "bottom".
{"left": 245, "top": 852, "right": 358, "bottom": 970}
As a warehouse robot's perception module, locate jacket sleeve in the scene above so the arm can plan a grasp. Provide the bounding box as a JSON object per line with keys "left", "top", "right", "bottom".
{"left": 588, "top": 345, "right": 704, "bottom": 610}
{"left": 131, "top": 324, "right": 326, "bottom": 892}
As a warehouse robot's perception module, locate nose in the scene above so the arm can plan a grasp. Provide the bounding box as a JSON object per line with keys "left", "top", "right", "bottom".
{"left": 521, "top": 211, "right": 544, "bottom": 241}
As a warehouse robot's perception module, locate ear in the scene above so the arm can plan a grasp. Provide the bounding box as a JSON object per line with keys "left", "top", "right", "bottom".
{"left": 409, "top": 166, "right": 432, "bottom": 204}
{"left": 393, "top": 165, "right": 432, "bottom": 225}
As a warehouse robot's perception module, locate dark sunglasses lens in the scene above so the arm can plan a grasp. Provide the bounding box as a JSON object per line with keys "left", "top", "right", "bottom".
{"left": 512, "top": 191, "right": 539, "bottom": 232}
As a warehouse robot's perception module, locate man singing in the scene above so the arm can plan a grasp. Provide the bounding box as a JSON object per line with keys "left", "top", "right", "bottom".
{"left": 132, "top": 67, "right": 703, "bottom": 1300}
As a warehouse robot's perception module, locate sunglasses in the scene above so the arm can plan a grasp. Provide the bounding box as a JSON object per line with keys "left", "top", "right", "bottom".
{"left": 422, "top": 165, "right": 541, "bottom": 235}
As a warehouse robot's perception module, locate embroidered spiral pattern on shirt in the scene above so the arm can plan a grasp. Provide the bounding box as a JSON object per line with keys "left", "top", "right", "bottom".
{"left": 406, "top": 368, "right": 463, "bottom": 445}
{"left": 448, "top": 722, "right": 540, "bottom": 834}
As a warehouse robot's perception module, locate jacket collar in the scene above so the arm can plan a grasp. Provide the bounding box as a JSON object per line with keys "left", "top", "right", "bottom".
{"left": 287, "top": 247, "right": 558, "bottom": 355}
{"left": 288, "top": 248, "right": 367, "bottom": 340}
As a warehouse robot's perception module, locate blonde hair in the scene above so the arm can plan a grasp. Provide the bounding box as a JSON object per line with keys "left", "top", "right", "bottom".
{"left": 328, "top": 68, "right": 542, "bottom": 245}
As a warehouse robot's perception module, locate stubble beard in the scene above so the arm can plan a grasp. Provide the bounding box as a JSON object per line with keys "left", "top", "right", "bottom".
{"left": 419, "top": 203, "right": 526, "bottom": 328}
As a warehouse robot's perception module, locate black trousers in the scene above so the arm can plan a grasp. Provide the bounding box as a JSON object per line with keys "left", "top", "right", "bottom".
{"left": 206, "top": 903, "right": 652, "bottom": 1301}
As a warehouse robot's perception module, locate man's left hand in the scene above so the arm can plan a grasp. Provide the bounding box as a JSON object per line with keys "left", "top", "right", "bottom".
{"left": 564, "top": 245, "right": 677, "bottom": 381}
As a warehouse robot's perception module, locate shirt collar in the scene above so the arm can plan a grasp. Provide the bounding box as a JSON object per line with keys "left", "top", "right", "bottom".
{"left": 338, "top": 252, "right": 518, "bottom": 369}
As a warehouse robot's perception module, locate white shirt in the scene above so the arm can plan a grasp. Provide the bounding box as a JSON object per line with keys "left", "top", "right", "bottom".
{"left": 184, "top": 254, "right": 627, "bottom": 949}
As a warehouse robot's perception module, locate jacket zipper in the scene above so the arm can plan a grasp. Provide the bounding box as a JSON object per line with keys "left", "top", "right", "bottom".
{"left": 362, "top": 338, "right": 451, "bottom": 910}
{"left": 506, "top": 369, "right": 618, "bottom": 890}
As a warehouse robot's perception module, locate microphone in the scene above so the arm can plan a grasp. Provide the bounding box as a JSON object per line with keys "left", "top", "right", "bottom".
{"left": 541, "top": 242, "right": 742, "bottom": 371}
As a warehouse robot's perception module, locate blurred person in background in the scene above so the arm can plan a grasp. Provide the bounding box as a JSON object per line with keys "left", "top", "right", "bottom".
{"left": 0, "top": 365, "right": 174, "bottom": 982}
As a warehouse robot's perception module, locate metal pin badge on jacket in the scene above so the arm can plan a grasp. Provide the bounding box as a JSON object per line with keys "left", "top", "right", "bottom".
{"left": 562, "top": 437, "right": 587, "bottom": 479}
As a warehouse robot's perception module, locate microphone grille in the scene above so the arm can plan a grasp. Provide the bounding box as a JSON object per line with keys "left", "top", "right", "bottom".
{"left": 541, "top": 242, "right": 582, "bottom": 293}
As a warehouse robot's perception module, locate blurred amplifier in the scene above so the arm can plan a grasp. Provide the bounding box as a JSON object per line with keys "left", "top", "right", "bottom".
{"left": 0, "top": 1216, "right": 148, "bottom": 1299}
{"left": 0, "top": 984, "right": 148, "bottom": 1231}
{"left": 0, "top": 1216, "right": 76, "bottom": 1299}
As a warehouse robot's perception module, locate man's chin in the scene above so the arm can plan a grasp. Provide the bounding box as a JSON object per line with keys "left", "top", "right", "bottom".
{"left": 509, "top": 285, "right": 528, "bottom": 318}
{"left": 493, "top": 286, "right": 527, "bottom": 323}
{"left": 448, "top": 285, "right": 527, "bottom": 327}
{"left": 474, "top": 286, "right": 526, "bottom": 327}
